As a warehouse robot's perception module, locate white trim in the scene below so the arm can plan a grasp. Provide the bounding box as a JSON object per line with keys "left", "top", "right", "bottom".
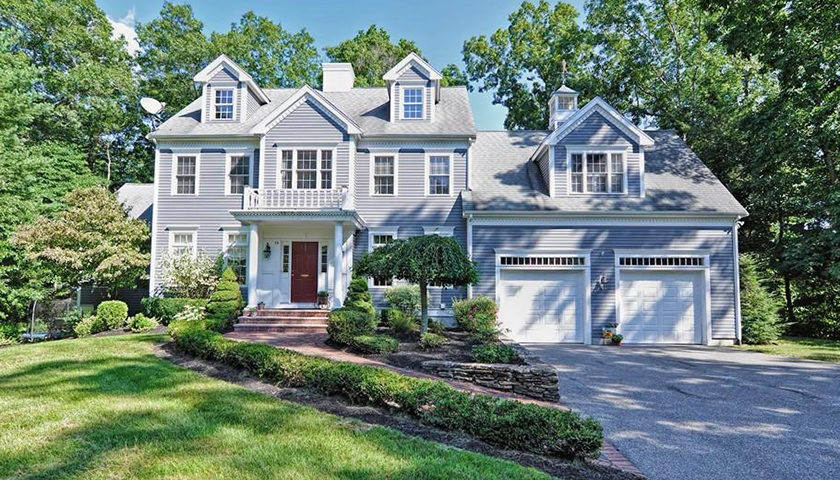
{"left": 275, "top": 146, "right": 337, "bottom": 191}
{"left": 399, "top": 85, "right": 425, "bottom": 121}
{"left": 423, "top": 226, "right": 455, "bottom": 236}
{"left": 211, "top": 86, "right": 237, "bottom": 121}
{"left": 466, "top": 214, "right": 473, "bottom": 299}
{"left": 732, "top": 221, "right": 743, "bottom": 344}
{"left": 466, "top": 141, "right": 473, "bottom": 190}
{"left": 193, "top": 54, "right": 270, "bottom": 104}
{"left": 614, "top": 249, "right": 712, "bottom": 345}
{"left": 164, "top": 224, "right": 199, "bottom": 231}
{"left": 258, "top": 134, "right": 266, "bottom": 189}
{"left": 250, "top": 85, "right": 362, "bottom": 135}
{"left": 200, "top": 83, "right": 208, "bottom": 122}
{"left": 168, "top": 230, "right": 198, "bottom": 258}
{"left": 224, "top": 151, "right": 254, "bottom": 196}
{"left": 566, "top": 149, "right": 628, "bottom": 195}
{"left": 547, "top": 146, "right": 556, "bottom": 197}
{"left": 149, "top": 142, "right": 161, "bottom": 296}
{"left": 367, "top": 227, "right": 399, "bottom": 289}
{"left": 639, "top": 145, "right": 646, "bottom": 198}
{"left": 469, "top": 215, "right": 740, "bottom": 227}
{"left": 171, "top": 153, "right": 200, "bottom": 196}
{"left": 370, "top": 151, "right": 398, "bottom": 196}
{"left": 348, "top": 137, "right": 356, "bottom": 205}
{"left": 494, "top": 250, "right": 592, "bottom": 344}
{"left": 425, "top": 153, "right": 453, "bottom": 196}
{"left": 221, "top": 229, "right": 249, "bottom": 278}
{"left": 383, "top": 52, "right": 442, "bottom": 81}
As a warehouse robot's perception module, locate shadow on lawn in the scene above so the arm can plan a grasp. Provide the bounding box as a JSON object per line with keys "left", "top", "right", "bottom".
{"left": 0, "top": 338, "right": 550, "bottom": 480}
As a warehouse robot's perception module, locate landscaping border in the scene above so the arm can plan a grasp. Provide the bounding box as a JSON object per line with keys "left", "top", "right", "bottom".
{"left": 421, "top": 360, "right": 560, "bottom": 401}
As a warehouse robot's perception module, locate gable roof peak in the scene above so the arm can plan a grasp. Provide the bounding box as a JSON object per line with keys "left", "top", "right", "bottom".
{"left": 250, "top": 84, "right": 362, "bottom": 135}
{"left": 193, "top": 54, "right": 270, "bottom": 104}
{"left": 383, "top": 52, "right": 442, "bottom": 81}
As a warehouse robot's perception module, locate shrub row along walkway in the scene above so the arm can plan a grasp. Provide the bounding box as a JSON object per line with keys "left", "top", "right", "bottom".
{"left": 225, "top": 330, "right": 643, "bottom": 477}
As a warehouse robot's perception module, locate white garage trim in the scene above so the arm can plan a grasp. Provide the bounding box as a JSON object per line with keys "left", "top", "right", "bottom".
{"left": 614, "top": 250, "right": 712, "bottom": 345}
{"left": 494, "top": 250, "right": 591, "bottom": 344}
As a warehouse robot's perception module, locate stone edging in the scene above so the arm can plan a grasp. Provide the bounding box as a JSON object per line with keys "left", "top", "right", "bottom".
{"left": 421, "top": 360, "right": 560, "bottom": 401}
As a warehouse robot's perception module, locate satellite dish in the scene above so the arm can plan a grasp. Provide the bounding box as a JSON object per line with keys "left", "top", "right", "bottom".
{"left": 140, "top": 97, "right": 165, "bottom": 115}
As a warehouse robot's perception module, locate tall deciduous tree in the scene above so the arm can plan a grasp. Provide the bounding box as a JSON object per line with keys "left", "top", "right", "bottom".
{"left": 325, "top": 25, "right": 422, "bottom": 87}
{"left": 13, "top": 187, "right": 150, "bottom": 296}
{"left": 354, "top": 235, "right": 478, "bottom": 333}
{"left": 462, "top": 1, "right": 594, "bottom": 129}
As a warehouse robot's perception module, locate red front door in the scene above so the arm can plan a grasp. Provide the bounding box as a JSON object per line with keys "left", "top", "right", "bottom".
{"left": 291, "top": 242, "right": 319, "bottom": 303}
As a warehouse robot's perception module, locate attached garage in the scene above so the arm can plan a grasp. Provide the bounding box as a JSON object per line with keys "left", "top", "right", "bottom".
{"left": 616, "top": 253, "right": 711, "bottom": 344}
{"left": 496, "top": 253, "right": 590, "bottom": 343}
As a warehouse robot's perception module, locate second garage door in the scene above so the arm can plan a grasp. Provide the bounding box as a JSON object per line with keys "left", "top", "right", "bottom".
{"left": 499, "top": 269, "right": 585, "bottom": 343}
{"left": 619, "top": 270, "right": 704, "bottom": 344}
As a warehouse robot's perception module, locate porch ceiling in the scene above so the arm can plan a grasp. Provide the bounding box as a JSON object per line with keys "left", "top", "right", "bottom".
{"left": 229, "top": 209, "right": 365, "bottom": 229}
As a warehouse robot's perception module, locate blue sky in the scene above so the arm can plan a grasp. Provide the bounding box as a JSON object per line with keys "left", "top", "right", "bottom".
{"left": 99, "top": 0, "right": 587, "bottom": 130}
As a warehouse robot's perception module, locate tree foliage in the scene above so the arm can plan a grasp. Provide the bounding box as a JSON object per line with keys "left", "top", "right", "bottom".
{"left": 325, "top": 25, "right": 423, "bottom": 87}
{"left": 739, "top": 254, "right": 783, "bottom": 344}
{"left": 354, "top": 236, "right": 477, "bottom": 333}
{"left": 13, "top": 187, "right": 150, "bottom": 295}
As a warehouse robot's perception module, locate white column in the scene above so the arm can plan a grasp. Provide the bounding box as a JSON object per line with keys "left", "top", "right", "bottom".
{"left": 247, "top": 223, "right": 259, "bottom": 307}
{"left": 333, "top": 222, "right": 345, "bottom": 307}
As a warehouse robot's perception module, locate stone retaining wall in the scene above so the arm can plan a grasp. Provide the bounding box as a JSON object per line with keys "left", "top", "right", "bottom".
{"left": 421, "top": 360, "right": 560, "bottom": 402}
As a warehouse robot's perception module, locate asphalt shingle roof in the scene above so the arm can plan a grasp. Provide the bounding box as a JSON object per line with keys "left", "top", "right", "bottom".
{"left": 463, "top": 130, "right": 748, "bottom": 216}
{"left": 151, "top": 86, "right": 476, "bottom": 138}
{"left": 117, "top": 183, "right": 154, "bottom": 224}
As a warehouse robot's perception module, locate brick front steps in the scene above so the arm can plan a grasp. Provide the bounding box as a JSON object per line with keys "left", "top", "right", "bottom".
{"left": 233, "top": 309, "right": 329, "bottom": 334}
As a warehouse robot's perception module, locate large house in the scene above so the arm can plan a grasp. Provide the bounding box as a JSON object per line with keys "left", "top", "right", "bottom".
{"left": 147, "top": 53, "right": 747, "bottom": 345}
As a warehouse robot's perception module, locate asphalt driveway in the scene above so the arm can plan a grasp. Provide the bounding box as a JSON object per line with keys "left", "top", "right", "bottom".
{"left": 523, "top": 344, "right": 840, "bottom": 480}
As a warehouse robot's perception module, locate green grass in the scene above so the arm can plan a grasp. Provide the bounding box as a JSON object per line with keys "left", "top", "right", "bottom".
{"left": 0, "top": 334, "right": 557, "bottom": 480}
{"left": 735, "top": 336, "right": 840, "bottom": 363}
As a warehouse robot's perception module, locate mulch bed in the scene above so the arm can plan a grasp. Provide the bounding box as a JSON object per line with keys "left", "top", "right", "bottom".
{"left": 154, "top": 340, "right": 644, "bottom": 480}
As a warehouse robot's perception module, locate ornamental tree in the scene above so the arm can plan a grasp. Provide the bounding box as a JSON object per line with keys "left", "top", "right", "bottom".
{"left": 12, "top": 186, "right": 150, "bottom": 295}
{"left": 354, "top": 235, "right": 478, "bottom": 333}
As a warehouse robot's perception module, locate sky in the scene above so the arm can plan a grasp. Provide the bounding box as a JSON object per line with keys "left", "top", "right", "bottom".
{"left": 98, "top": 0, "right": 587, "bottom": 130}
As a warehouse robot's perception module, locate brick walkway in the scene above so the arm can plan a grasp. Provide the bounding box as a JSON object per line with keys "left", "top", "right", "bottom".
{"left": 225, "top": 331, "right": 644, "bottom": 477}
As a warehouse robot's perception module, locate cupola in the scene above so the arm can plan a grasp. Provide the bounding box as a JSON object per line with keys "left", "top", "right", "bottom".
{"left": 548, "top": 85, "right": 579, "bottom": 130}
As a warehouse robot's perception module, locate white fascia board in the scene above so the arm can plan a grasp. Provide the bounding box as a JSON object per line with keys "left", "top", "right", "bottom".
{"left": 249, "top": 85, "right": 362, "bottom": 135}
{"left": 193, "top": 54, "right": 270, "bottom": 104}
{"left": 382, "top": 52, "right": 442, "bottom": 81}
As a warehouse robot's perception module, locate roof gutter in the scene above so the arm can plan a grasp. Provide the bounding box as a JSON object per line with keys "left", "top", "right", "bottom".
{"left": 462, "top": 209, "right": 747, "bottom": 219}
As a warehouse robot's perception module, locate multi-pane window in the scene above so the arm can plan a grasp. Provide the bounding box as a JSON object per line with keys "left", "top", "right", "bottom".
{"left": 282, "top": 244, "right": 290, "bottom": 273}
{"left": 225, "top": 233, "right": 248, "bottom": 282}
{"left": 228, "top": 156, "right": 249, "bottom": 194}
{"left": 428, "top": 155, "right": 450, "bottom": 195}
{"left": 403, "top": 87, "right": 423, "bottom": 119}
{"left": 373, "top": 156, "right": 395, "bottom": 195}
{"left": 296, "top": 150, "right": 318, "bottom": 189}
{"left": 557, "top": 95, "right": 576, "bottom": 110}
{"left": 320, "top": 150, "right": 332, "bottom": 189}
{"left": 170, "top": 232, "right": 195, "bottom": 257}
{"left": 371, "top": 234, "right": 394, "bottom": 286}
{"left": 280, "top": 150, "right": 293, "bottom": 189}
{"left": 570, "top": 154, "right": 584, "bottom": 193}
{"left": 175, "top": 156, "right": 197, "bottom": 194}
{"left": 610, "top": 153, "right": 624, "bottom": 193}
{"left": 321, "top": 245, "right": 328, "bottom": 273}
{"left": 586, "top": 153, "right": 608, "bottom": 193}
{"left": 214, "top": 89, "right": 234, "bottom": 119}
{"left": 570, "top": 152, "right": 625, "bottom": 194}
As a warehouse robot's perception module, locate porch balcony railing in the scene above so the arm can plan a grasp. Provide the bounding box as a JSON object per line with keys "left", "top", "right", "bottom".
{"left": 243, "top": 186, "right": 351, "bottom": 211}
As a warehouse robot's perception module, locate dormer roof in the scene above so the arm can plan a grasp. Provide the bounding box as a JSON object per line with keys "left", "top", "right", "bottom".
{"left": 382, "top": 52, "right": 442, "bottom": 81}
{"left": 250, "top": 85, "right": 362, "bottom": 135}
{"left": 193, "top": 54, "right": 270, "bottom": 104}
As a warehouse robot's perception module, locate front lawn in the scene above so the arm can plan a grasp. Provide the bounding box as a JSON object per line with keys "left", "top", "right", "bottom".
{"left": 735, "top": 336, "right": 840, "bottom": 363}
{"left": 0, "top": 334, "right": 556, "bottom": 480}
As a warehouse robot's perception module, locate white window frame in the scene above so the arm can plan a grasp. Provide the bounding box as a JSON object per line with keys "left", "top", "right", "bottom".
{"left": 213, "top": 87, "right": 236, "bottom": 120}
{"left": 566, "top": 148, "right": 627, "bottom": 195}
{"left": 367, "top": 227, "right": 399, "bottom": 288}
{"left": 168, "top": 230, "right": 198, "bottom": 258}
{"left": 275, "top": 147, "right": 337, "bottom": 191}
{"left": 401, "top": 85, "right": 424, "bottom": 120}
{"left": 425, "top": 153, "right": 453, "bottom": 197}
{"left": 222, "top": 229, "right": 249, "bottom": 281}
{"left": 370, "top": 152, "right": 398, "bottom": 196}
{"left": 171, "top": 153, "right": 200, "bottom": 196}
{"left": 224, "top": 152, "right": 253, "bottom": 196}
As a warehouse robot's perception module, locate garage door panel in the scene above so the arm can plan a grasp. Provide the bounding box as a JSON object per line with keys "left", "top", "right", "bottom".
{"left": 499, "top": 269, "right": 584, "bottom": 343}
{"left": 619, "top": 271, "right": 704, "bottom": 344}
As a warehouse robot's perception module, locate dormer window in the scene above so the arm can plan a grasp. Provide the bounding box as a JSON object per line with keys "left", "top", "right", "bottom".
{"left": 403, "top": 87, "right": 423, "bottom": 119}
{"left": 214, "top": 89, "right": 234, "bottom": 120}
{"left": 569, "top": 151, "right": 625, "bottom": 194}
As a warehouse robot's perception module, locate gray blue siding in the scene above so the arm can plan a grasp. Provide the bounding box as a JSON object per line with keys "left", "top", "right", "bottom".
{"left": 472, "top": 225, "right": 737, "bottom": 340}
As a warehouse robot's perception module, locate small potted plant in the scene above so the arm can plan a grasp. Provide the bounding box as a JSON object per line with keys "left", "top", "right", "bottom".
{"left": 257, "top": 301, "right": 265, "bottom": 312}
{"left": 611, "top": 334, "right": 624, "bottom": 346}
{"left": 317, "top": 291, "right": 330, "bottom": 309}
{"left": 246, "top": 306, "right": 256, "bottom": 317}
{"left": 602, "top": 322, "right": 618, "bottom": 344}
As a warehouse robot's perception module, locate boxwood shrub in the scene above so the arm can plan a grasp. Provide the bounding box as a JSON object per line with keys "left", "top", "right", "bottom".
{"left": 170, "top": 324, "right": 603, "bottom": 459}
{"left": 142, "top": 297, "right": 209, "bottom": 325}
{"left": 326, "top": 308, "right": 377, "bottom": 345}
{"left": 96, "top": 300, "right": 128, "bottom": 330}
{"left": 351, "top": 334, "right": 399, "bottom": 354}
{"left": 472, "top": 342, "right": 519, "bottom": 364}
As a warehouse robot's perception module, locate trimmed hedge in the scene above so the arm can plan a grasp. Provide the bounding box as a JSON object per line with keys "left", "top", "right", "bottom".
{"left": 327, "top": 308, "right": 378, "bottom": 345}
{"left": 142, "top": 297, "right": 209, "bottom": 325}
{"left": 472, "top": 343, "right": 519, "bottom": 364}
{"left": 351, "top": 334, "right": 399, "bottom": 354}
{"left": 206, "top": 267, "right": 244, "bottom": 332}
{"left": 453, "top": 297, "right": 499, "bottom": 341}
{"left": 96, "top": 300, "right": 128, "bottom": 330}
{"left": 169, "top": 324, "right": 603, "bottom": 459}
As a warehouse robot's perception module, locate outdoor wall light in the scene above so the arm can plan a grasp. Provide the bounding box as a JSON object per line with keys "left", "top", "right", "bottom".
{"left": 263, "top": 242, "right": 271, "bottom": 258}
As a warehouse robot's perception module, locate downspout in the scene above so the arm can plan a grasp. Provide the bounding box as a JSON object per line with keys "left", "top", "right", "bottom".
{"left": 466, "top": 214, "right": 473, "bottom": 299}
{"left": 732, "top": 219, "right": 743, "bottom": 344}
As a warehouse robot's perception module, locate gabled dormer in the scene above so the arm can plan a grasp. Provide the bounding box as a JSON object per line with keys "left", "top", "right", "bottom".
{"left": 383, "top": 52, "right": 442, "bottom": 123}
{"left": 193, "top": 54, "right": 270, "bottom": 123}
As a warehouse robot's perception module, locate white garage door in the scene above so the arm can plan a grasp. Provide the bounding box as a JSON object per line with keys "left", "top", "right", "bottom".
{"left": 499, "top": 269, "right": 584, "bottom": 343}
{"left": 619, "top": 271, "right": 704, "bottom": 344}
